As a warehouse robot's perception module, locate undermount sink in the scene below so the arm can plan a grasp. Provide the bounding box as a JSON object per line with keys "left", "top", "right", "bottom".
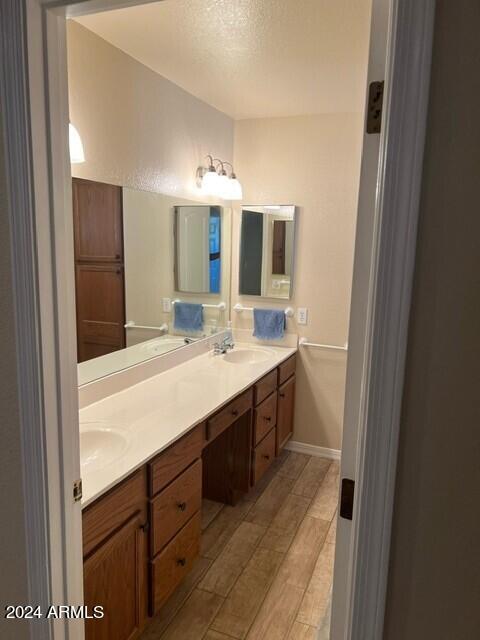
{"left": 80, "top": 423, "right": 129, "bottom": 472}
{"left": 223, "top": 348, "right": 272, "bottom": 365}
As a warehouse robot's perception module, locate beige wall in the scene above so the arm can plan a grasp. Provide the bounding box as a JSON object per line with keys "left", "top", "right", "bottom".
{"left": 233, "top": 114, "right": 364, "bottom": 450}
{"left": 67, "top": 21, "right": 234, "bottom": 198}
{"left": 0, "top": 99, "right": 30, "bottom": 640}
{"left": 384, "top": 1, "right": 480, "bottom": 637}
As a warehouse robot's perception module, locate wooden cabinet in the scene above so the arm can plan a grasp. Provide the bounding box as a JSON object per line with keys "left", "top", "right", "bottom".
{"left": 150, "top": 460, "right": 202, "bottom": 556}
{"left": 75, "top": 264, "right": 125, "bottom": 362}
{"left": 72, "top": 178, "right": 125, "bottom": 363}
{"left": 84, "top": 513, "right": 148, "bottom": 640}
{"left": 148, "top": 425, "right": 204, "bottom": 497}
{"left": 277, "top": 374, "right": 296, "bottom": 454}
{"left": 253, "top": 427, "right": 276, "bottom": 484}
{"left": 150, "top": 512, "right": 201, "bottom": 614}
{"left": 82, "top": 354, "right": 296, "bottom": 637}
{"left": 73, "top": 178, "right": 123, "bottom": 263}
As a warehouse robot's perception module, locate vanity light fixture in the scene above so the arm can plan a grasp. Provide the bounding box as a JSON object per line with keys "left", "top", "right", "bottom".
{"left": 196, "top": 156, "right": 243, "bottom": 200}
{"left": 69, "top": 122, "right": 85, "bottom": 164}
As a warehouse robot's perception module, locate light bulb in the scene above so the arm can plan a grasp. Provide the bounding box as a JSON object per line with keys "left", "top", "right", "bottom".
{"left": 217, "top": 171, "right": 230, "bottom": 199}
{"left": 201, "top": 167, "right": 219, "bottom": 195}
{"left": 69, "top": 123, "right": 85, "bottom": 164}
{"left": 228, "top": 177, "right": 243, "bottom": 200}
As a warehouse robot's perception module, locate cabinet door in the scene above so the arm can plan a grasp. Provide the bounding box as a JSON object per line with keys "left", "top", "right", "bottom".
{"left": 73, "top": 178, "right": 123, "bottom": 262}
{"left": 76, "top": 264, "right": 125, "bottom": 362}
{"left": 84, "top": 513, "right": 147, "bottom": 640}
{"left": 276, "top": 375, "right": 295, "bottom": 454}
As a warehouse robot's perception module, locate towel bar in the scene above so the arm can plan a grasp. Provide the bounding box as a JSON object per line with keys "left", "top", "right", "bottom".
{"left": 124, "top": 321, "right": 169, "bottom": 332}
{"left": 233, "top": 303, "right": 295, "bottom": 318}
{"left": 172, "top": 300, "right": 226, "bottom": 311}
{"left": 299, "top": 337, "right": 348, "bottom": 351}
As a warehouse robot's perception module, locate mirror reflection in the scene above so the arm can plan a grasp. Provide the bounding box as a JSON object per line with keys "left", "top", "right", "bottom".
{"left": 72, "top": 178, "right": 230, "bottom": 386}
{"left": 239, "top": 205, "right": 296, "bottom": 299}
{"left": 174, "top": 205, "right": 222, "bottom": 294}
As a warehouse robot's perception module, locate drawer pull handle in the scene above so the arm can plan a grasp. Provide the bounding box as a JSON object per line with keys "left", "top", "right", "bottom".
{"left": 176, "top": 557, "right": 187, "bottom": 567}
{"left": 177, "top": 502, "right": 187, "bottom": 511}
{"left": 279, "top": 393, "right": 285, "bottom": 398}
{"left": 264, "top": 416, "right": 272, "bottom": 422}
{"left": 262, "top": 454, "right": 271, "bottom": 460}
{"left": 231, "top": 409, "right": 239, "bottom": 417}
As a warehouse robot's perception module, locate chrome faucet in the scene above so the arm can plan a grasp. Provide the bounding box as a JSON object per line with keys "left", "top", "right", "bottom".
{"left": 213, "top": 335, "right": 235, "bottom": 355}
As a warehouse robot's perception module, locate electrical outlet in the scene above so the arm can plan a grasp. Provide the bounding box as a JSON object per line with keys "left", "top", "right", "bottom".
{"left": 162, "top": 297, "right": 171, "bottom": 313}
{"left": 297, "top": 307, "right": 308, "bottom": 325}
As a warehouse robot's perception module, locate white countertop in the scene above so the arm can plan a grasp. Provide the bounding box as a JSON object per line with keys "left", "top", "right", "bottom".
{"left": 79, "top": 342, "right": 296, "bottom": 508}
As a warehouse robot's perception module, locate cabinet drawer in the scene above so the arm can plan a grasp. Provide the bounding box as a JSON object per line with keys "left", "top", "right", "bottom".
{"left": 254, "top": 369, "right": 278, "bottom": 406}
{"left": 83, "top": 468, "right": 147, "bottom": 558}
{"left": 254, "top": 391, "right": 278, "bottom": 445}
{"left": 253, "top": 428, "right": 276, "bottom": 485}
{"left": 148, "top": 424, "right": 203, "bottom": 497}
{"left": 150, "top": 512, "right": 201, "bottom": 614}
{"left": 278, "top": 354, "right": 296, "bottom": 385}
{"left": 150, "top": 460, "right": 202, "bottom": 557}
{"left": 207, "top": 389, "right": 253, "bottom": 441}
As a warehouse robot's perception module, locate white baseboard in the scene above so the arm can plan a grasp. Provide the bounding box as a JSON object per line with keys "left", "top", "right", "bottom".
{"left": 284, "top": 440, "right": 341, "bottom": 461}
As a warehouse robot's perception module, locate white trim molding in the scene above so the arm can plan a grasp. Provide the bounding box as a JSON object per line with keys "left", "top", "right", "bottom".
{"left": 0, "top": 2, "right": 52, "bottom": 638}
{"left": 285, "top": 441, "right": 341, "bottom": 461}
{"left": 346, "top": 1, "right": 436, "bottom": 639}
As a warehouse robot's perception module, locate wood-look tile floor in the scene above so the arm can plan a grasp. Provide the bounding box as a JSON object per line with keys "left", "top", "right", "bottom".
{"left": 141, "top": 451, "right": 338, "bottom": 640}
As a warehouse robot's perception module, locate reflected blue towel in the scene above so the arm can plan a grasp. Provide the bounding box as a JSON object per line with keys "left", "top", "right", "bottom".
{"left": 174, "top": 302, "right": 203, "bottom": 333}
{"left": 253, "top": 308, "right": 286, "bottom": 340}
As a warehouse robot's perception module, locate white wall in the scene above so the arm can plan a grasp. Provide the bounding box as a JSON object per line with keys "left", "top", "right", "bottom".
{"left": 233, "top": 114, "right": 364, "bottom": 450}
{"left": 67, "top": 21, "right": 234, "bottom": 198}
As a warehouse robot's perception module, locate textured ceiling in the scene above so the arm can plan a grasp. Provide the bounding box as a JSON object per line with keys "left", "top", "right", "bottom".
{"left": 75, "top": 0, "right": 371, "bottom": 120}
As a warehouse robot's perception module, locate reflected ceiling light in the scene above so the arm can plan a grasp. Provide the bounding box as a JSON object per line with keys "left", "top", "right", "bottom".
{"left": 69, "top": 123, "right": 85, "bottom": 164}
{"left": 196, "top": 156, "right": 243, "bottom": 201}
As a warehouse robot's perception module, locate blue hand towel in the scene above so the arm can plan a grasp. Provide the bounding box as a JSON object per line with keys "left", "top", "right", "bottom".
{"left": 253, "top": 308, "right": 286, "bottom": 340}
{"left": 174, "top": 302, "right": 204, "bottom": 333}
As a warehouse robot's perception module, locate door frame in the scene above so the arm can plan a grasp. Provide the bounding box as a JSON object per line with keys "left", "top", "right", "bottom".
{"left": 0, "top": 1, "right": 435, "bottom": 640}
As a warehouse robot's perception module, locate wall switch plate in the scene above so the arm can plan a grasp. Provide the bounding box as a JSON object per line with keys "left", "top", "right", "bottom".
{"left": 297, "top": 307, "right": 308, "bottom": 325}
{"left": 162, "top": 297, "right": 171, "bottom": 313}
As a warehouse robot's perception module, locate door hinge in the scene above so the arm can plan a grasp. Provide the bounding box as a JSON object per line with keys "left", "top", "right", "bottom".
{"left": 340, "top": 478, "right": 355, "bottom": 520}
{"left": 73, "top": 478, "right": 83, "bottom": 503}
{"left": 366, "top": 81, "right": 384, "bottom": 134}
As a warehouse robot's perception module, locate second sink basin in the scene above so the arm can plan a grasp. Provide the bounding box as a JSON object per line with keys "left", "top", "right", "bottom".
{"left": 223, "top": 348, "right": 272, "bottom": 365}
{"left": 80, "top": 423, "right": 129, "bottom": 472}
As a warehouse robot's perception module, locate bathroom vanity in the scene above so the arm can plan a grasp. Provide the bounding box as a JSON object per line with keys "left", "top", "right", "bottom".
{"left": 80, "top": 346, "right": 296, "bottom": 640}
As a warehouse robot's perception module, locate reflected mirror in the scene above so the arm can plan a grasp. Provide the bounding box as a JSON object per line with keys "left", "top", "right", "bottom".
{"left": 72, "top": 179, "right": 231, "bottom": 386}
{"left": 174, "top": 206, "right": 222, "bottom": 294}
{"left": 239, "top": 205, "right": 296, "bottom": 299}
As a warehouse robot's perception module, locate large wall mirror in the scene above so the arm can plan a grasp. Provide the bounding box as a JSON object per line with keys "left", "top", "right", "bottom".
{"left": 73, "top": 178, "right": 231, "bottom": 386}
{"left": 239, "top": 205, "right": 296, "bottom": 299}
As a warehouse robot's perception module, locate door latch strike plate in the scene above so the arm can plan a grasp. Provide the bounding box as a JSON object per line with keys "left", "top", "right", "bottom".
{"left": 366, "top": 81, "right": 384, "bottom": 134}
{"left": 340, "top": 478, "right": 355, "bottom": 520}
{"left": 73, "top": 479, "right": 83, "bottom": 503}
